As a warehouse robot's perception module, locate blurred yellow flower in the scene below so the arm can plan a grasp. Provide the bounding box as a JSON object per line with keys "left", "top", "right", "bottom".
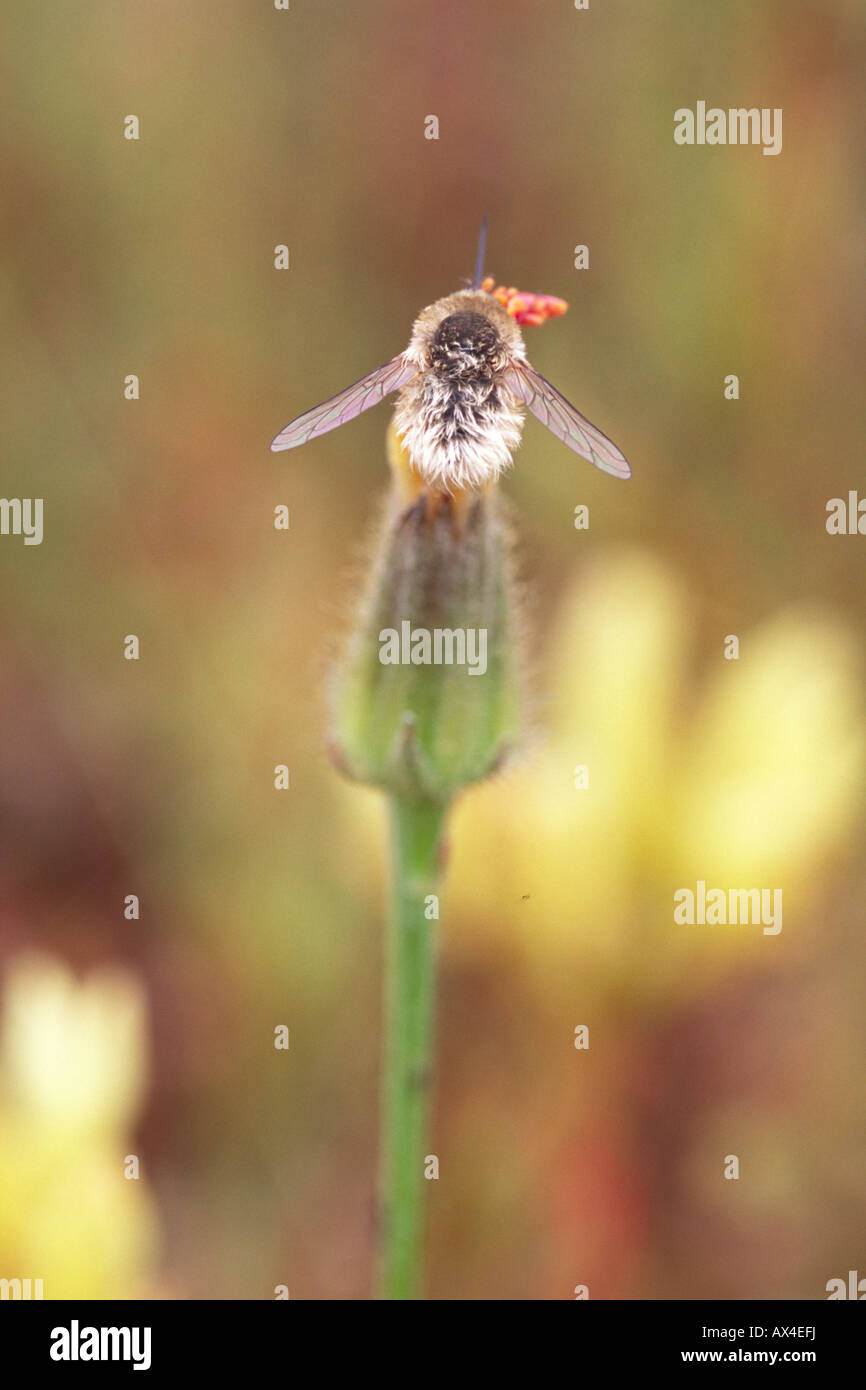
{"left": 436, "top": 546, "right": 864, "bottom": 1002}
{"left": 0, "top": 953, "right": 159, "bottom": 1298}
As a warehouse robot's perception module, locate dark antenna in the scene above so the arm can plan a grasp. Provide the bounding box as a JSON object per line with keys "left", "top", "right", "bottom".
{"left": 472, "top": 214, "right": 489, "bottom": 290}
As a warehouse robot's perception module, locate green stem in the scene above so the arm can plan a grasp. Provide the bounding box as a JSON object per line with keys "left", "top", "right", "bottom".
{"left": 379, "top": 794, "right": 449, "bottom": 1300}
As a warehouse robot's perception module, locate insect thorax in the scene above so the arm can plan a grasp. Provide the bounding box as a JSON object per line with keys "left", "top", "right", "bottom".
{"left": 428, "top": 311, "right": 502, "bottom": 381}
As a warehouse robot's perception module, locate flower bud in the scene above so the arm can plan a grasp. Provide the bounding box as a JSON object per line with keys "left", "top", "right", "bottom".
{"left": 329, "top": 429, "right": 525, "bottom": 803}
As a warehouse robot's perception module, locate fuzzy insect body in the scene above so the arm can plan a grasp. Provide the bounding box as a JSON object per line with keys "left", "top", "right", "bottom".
{"left": 271, "top": 270, "right": 631, "bottom": 489}
{"left": 394, "top": 292, "right": 525, "bottom": 491}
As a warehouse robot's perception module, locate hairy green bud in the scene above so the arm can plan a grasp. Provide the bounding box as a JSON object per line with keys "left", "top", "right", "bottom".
{"left": 330, "top": 486, "right": 524, "bottom": 804}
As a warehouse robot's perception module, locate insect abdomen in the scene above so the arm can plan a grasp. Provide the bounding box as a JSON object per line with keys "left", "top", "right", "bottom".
{"left": 395, "top": 371, "right": 524, "bottom": 493}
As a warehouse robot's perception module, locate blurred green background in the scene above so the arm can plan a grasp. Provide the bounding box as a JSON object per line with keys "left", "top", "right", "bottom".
{"left": 1, "top": 0, "right": 865, "bottom": 1299}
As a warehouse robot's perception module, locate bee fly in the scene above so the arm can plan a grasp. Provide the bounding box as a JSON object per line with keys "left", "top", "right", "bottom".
{"left": 270, "top": 219, "right": 631, "bottom": 491}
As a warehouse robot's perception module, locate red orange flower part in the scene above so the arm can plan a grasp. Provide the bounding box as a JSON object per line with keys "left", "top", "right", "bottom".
{"left": 479, "top": 276, "right": 568, "bottom": 327}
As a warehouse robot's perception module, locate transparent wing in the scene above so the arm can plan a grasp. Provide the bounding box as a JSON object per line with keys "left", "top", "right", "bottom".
{"left": 502, "top": 362, "right": 631, "bottom": 479}
{"left": 270, "top": 355, "right": 416, "bottom": 452}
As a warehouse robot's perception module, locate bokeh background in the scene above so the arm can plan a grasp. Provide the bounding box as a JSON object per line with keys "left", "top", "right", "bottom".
{"left": 1, "top": 0, "right": 865, "bottom": 1299}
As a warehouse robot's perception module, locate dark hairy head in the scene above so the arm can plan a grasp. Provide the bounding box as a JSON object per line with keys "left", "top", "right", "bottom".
{"left": 430, "top": 311, "right": 501, "bottom": 379}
